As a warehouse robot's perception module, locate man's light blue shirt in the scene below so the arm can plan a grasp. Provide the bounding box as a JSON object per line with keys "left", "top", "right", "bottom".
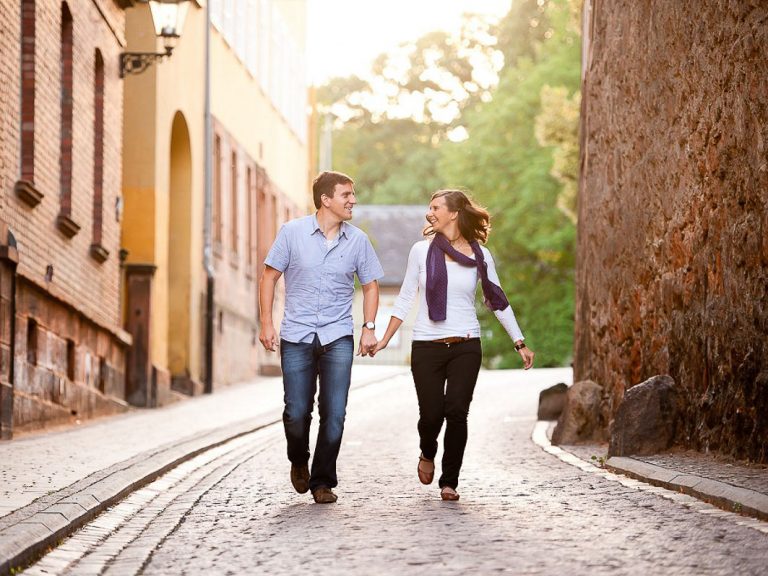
{"left": 264, "top": 214, "right": 384, "bottom": 345}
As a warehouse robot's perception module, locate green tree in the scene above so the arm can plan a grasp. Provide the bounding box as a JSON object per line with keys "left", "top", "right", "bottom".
{"left": 315, "top": 0, "right": 583, "bottom": 368}
{"left": 535, "top": 85, "right": 581, "bottom": 224}
{"left": 440, "top": 0, "right": 582, "bottom": 367}
{"left": 315, "top": 14, "right": 502, "bottom": 204}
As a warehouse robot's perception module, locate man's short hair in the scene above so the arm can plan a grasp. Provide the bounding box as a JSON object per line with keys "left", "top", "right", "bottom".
{"left": 312, "top": 171, "right": 354, "bottom": 209}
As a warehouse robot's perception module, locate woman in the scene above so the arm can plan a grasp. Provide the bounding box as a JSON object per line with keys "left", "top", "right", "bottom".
{"left": 372, "top": 189, "right": 535, "bottom": 501}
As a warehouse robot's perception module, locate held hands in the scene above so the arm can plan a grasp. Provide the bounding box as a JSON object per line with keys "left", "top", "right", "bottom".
{"left": 357, "top": 329, "right": 378, "bottom": 357}
{"left": 369, "top": 338, "right": 389, "bottom": 357}
{"left": 258, "top": 325, "right": 279, "bottom": 352}
{"left": 516, "top": 341, "right": 535, "bottom": 370}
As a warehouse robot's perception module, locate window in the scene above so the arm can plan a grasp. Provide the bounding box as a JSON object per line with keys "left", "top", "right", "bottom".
{"left": 213, "top": 135, "right": 223, "bottom": 245}
{"left": 60, "top": 2, "right": 74, "bottom": 219}
{"left": 66, "top": 339, "right": 76, "bottom": 381}
{"left": 246, "top": 0, "right": 258, "bottom": 74}
{"left": 223, "top": 0, "right": 234, "bottom": 43}
{"left": 27, "top": 318, "right": 37, "bottom": 365}
{"left": 256, "top": 171, "right": 268, "bottom": 270}
{"left": 98, "top": 357, "right": 107, "bottom": 393}
{"left": 210, "top": 0, "right": 222, "bottom": 28}
{"left": 246, "top": 166, "right": 254, "bottom": 271}
{"left": 20, "top": 0, "right": 36, "bottom": 185}
{"left": 258, "top": 0, "right": 270, "bottom": 92}
{"left": 231, "top": 150, "right": 238, "bottom": 255}
{"left": 91, "top": 50, "right": 106, "bottom": 260}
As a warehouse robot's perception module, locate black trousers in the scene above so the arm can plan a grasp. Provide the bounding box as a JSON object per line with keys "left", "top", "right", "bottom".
{"left": 410, "top": 338, "right": 482, "bottom": 489}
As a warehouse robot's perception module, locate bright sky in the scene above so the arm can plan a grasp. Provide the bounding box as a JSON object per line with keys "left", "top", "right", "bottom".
{"left": 306, "top": 0, "right": 513, "bottom": 85}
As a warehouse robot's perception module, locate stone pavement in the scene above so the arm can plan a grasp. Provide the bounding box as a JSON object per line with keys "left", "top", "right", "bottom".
{"left": 551, "top": 434, "right": 768, "bottom": 522}
{"left": 1, "top": 365, "right": 767, "bottom": 574}
{"left": 25, "top": 367, "right": 767, "bottom": 575}
{"left": 0, "top": 364, "right": 409, "bottom": 574}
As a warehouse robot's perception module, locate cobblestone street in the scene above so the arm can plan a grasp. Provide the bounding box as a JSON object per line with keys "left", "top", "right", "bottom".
{"left": 25, "top": 369, "right": 768, "bottom": 575}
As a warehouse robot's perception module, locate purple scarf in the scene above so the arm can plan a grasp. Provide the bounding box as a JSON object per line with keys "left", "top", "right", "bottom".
{"left": 425, "top": 233, "right": 510, "bottom": 321}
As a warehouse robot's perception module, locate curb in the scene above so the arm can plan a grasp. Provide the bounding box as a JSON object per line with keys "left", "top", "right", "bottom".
{"left": 0, "top": 412, "right": 280, "bottom": 576}
{"left": 0, "top": 368, "right": 410, "bottom": 575}
{"left": 605, "top": 456, "right": 768, "bottom": 522}
{"left": 534, "top": 422, "right": 768, "bottom": 525}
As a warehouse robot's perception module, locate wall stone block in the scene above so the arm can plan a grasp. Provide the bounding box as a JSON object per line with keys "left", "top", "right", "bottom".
{"left": 576, "top": 0, "right": 768, "bottom": 462}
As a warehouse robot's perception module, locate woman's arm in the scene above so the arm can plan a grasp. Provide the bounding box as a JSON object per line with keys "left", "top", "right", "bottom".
{"left": 372, "top": 243, "right": 420, "bottom": 355}
{"left": 485, "top": 248, "right": 535, "bottom": 369}
{"left": 390, "top": 242, "right": 420, "bottom": 321}
{"left": 371, "top": 316, "right": 404, "bottom": 355}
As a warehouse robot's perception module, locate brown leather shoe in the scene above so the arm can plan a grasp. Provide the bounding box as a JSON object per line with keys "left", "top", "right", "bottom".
{"left": 312, "top": 486, "right": 338, "bottom": 504}
{"left": 418, "top": 454, "right": 434, "bottom": 485}
{"left": 440, "top": 486, "right": 460, "bottom": 501}
{"left": 290, "top": 464, "right": 310, "bottom": 494}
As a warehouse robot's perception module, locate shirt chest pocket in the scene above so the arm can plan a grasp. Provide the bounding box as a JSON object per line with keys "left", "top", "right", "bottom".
{"left": 330, "top": 252, "right": 356, "bottom": 293}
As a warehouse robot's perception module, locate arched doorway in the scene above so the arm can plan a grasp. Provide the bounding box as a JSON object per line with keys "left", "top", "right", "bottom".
{"left": 167, "top": 112, "right": 192, "bottom": 392}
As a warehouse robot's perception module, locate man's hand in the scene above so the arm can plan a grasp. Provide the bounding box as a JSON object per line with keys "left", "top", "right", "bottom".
{"left": 357, "top": 330, "right": 378, "bottom": 357}
{"left": 259, "top": 324, "right": 279, "bottom": 352}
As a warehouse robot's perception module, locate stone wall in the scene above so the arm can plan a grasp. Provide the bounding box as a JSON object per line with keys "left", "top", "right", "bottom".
{"left": 576, "top": 0, "right": 768, "bottom": 462}
{"left": 13, "top": 279, "right": 129, "bottom": 434}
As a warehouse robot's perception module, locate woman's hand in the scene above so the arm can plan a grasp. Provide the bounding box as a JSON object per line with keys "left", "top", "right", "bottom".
{"left": 370, "top": 339, "right": 389, "bottom": 357}
{"left": 516, "top": 343, "right": 535, "bottom": 370}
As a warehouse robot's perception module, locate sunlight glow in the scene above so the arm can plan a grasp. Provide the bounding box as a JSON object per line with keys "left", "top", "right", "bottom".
{"left": 307, "top": 0, "right": 513, "bottom": 84}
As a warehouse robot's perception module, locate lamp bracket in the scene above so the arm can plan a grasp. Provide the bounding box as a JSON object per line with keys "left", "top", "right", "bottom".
{"left": 120, "top": 47, "right": 173, "bottom": 78}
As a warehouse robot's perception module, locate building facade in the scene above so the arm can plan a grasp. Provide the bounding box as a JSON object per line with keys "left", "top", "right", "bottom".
{"left": 0, "top": 0, "right": 132, "bottom": 437}
{"left": 575, "top": 1, "right": 767, "bottom": 462}
{"left": 121, "top": 0, "right": 309, "bottom": 405}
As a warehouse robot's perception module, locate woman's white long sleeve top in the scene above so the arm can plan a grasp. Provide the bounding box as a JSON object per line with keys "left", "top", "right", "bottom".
{"left": 391, "top": 240, "right": 524, "bottom": 342}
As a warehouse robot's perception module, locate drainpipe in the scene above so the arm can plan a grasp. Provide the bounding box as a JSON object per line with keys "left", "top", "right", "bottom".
{"left": 202, "top": 0, "right": 214, "bottom": 394}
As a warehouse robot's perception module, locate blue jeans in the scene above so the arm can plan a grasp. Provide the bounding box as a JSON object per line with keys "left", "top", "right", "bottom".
{"left": 280, "top": 334, "right": 353, "bottom": 490}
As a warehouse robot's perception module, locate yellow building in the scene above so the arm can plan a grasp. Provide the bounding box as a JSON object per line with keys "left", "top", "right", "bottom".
{"left": 121, "top": 0, "right": 309, "bottom": 404}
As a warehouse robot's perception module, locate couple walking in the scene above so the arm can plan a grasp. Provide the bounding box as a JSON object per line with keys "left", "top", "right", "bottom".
{"left": 258, "top": 171, "right": 535, "bottom": 504}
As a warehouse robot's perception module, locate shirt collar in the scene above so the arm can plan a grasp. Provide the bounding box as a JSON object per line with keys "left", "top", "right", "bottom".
{"left": 311, "top": 213, "right": 348, "bottom": 238}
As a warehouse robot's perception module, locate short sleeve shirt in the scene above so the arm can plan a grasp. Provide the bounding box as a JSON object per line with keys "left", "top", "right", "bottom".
{"left": 264, "top": 214, "right": 384, "bottom": 345}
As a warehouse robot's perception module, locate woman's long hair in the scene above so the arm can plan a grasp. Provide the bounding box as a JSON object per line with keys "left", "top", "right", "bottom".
{"left": 423, "top": 189, "right": 491, "bottom": 244}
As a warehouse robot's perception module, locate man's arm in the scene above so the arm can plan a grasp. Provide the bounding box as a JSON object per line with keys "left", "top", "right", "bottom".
{"left": 357, "top": 280, "right": 379, "bottom": 356}
{"left": 258, "top": 266, "right": 282, "bottom": 352}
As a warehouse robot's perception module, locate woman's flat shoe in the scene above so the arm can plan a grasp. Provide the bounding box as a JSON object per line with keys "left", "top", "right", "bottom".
{"left": 440, "top": 486, "right": 460, "bottom": 501}
{"left": 418, "top": 454, "right": 434, "bottom": 485}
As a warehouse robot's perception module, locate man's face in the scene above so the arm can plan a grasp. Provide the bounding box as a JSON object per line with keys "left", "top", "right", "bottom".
{"left": 323, "top": 182, "right": 357, "bottom": 221}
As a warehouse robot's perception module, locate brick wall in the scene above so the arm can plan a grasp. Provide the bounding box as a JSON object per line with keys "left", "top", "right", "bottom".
{"left": 1, "top": 0, "right": 129, "bottom": 435}
{"left": 4, "top": 0, "right": 124, "bottom": 330}
{"left": 0, "top": 1, "right": 21, "bottom": 210}
{"left": 576, "top": 1, "right": 768, "bottom": 462}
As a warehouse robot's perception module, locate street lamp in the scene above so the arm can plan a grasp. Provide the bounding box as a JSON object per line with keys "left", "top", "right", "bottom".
{"left": 120, "top": 0, "right": 190, "bottom": 78}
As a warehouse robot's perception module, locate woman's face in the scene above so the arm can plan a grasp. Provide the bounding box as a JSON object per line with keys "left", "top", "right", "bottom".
{"left": 426, "top": 196, "right": 457, "bottom": 233}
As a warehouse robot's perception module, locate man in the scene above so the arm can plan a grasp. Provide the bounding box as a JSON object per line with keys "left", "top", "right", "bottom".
{"left": 259, "top": 171, "right": 383, "bottom": 504}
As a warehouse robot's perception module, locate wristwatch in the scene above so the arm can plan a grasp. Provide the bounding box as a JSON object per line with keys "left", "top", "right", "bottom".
{"left": 514, "top": 341, "right": 526, "bottom": 351}
{"left": 362, "top": 321, "right": 376, "bottom": 330}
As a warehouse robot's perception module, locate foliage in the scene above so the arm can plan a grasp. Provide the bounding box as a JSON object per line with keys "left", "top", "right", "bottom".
{"left": 318, "top": 15, "right": 501, "bottom": 126}
{"left": 316, "top": 0, "right": 583, "bottom": 367}
{"left": 535, "top": 85, "right": 581, "bottom": 224}
{"left": 441, "top": 0, "right": 582, "bottom": 367}
{"left": 330, "top": 118, "right": 445, "bottom": 205}
{"left": 316, "top": 14, "right": 503, "bottom": 205}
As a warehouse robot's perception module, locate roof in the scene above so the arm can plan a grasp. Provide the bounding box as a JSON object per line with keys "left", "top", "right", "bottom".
{"left": 353, "top": 205, "right": 426, "bottom": 286}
